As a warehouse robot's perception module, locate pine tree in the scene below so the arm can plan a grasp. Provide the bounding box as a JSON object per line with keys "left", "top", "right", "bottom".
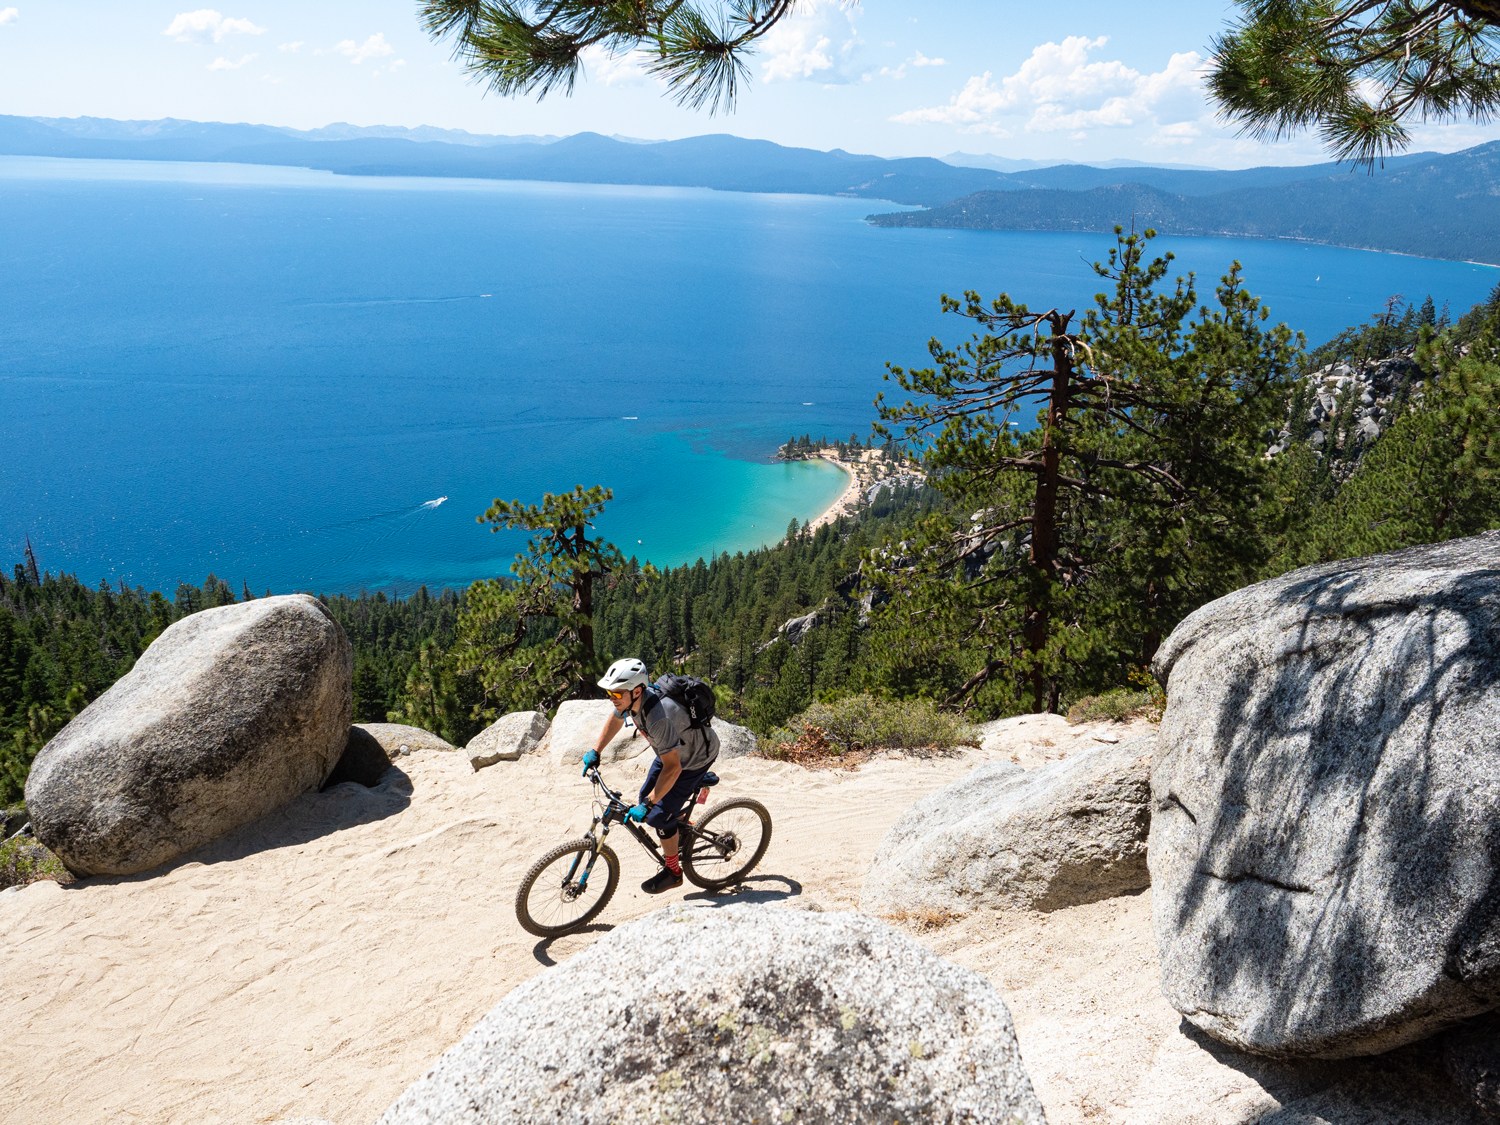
{"left": 1419, "top": 295, "right": 1438, "bottom": 328}
{"left": 873, "top": 228, "right": 1299, "bottom": 713}
{"left": 451, "top": 485, "right": 636, "bottom": 717}
{"left": 387, "top": 642, "right": 466, "bottom": 741}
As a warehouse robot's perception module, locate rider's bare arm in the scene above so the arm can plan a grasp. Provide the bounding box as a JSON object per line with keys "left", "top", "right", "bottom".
{"left": 649, "top": 748, "right": 683, "bottom": 804}
{"left": 594, "top": 711, "right": 626, "bottom": 754}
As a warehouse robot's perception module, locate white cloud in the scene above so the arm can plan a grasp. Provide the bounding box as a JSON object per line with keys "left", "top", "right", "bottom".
{"left": 164, "top": 10, "right": 266, "bottom": 45}
{"left": 207, "top": 53, "right": 257, "bottom": 71}
{"left": 893, "top": 37, "right": 1208, "bottom": 138}
{"left": 767, "top": 32, "right": 832, "bottom": 80}
{"left": 0, "top": 8, "right": 18, "bottom": 28}
{"left": 1135, "top": 51, "right": 1211, "bottom": 123}
{"left": 329, "top": 33, "right": 395, "bottom": 65}
{"left": 892, "top": 71, "right": 1011, "bottom": 133}
{"left": 865, "top": 50, "right": 946, "bottom": 83}
{"left": 579, "top": 44, "right": 655, "bottom": 87}
{"left": 760, "top": 0, "right": 860, "bottom": 84}
{"left": 278, "top": 41, "right": 304, "bottom": 53}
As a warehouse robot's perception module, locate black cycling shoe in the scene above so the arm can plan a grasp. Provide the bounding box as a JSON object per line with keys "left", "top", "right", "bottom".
{"left": 641, "top": 867, "right": 684, "bottom": 894}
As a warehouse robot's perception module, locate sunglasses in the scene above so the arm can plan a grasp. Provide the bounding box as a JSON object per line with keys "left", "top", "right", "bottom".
{"left": 606, "top": 688, "right": 630, "bottom": 701}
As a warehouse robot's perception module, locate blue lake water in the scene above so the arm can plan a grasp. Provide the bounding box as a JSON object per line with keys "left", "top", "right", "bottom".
{"left": 1, "top": 155, "right": 1496, "bottom": 596}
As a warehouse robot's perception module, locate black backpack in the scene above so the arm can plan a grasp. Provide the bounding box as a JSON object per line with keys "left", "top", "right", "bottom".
{"left": 647, "top": 674, "right": 717, "bottom": 729}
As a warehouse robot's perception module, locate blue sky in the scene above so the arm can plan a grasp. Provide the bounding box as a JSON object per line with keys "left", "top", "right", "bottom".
{"left": 3, "top": 2, "right": 1497, "bottom": 167}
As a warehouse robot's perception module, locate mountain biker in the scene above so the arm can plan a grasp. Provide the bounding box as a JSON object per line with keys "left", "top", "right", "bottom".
{"left": 585, "top": 657, "right": 719, "bottom": 894}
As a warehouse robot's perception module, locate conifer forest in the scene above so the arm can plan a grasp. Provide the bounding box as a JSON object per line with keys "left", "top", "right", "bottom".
{"left": 4, "top": 233, "right": 1498, "bottom": 806}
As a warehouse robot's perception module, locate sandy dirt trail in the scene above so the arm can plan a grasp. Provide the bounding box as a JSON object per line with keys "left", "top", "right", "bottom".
{"left": 0, "top": 716, "right": 1476, "bottom": 1124}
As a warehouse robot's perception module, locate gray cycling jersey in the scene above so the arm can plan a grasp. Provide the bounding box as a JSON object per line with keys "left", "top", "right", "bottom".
{"left": 632, "top": 688, "right": 719, "bottom": 772}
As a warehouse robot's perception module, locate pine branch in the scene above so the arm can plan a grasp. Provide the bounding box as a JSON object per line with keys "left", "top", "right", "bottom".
{"left": 421, "top": 0, "right": 806, "bottom": 110}
{"left": 1210, "top": 0, "right": 1500, "bottom": 166}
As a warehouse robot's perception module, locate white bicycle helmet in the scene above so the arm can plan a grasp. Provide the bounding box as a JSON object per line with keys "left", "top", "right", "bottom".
{"left": 597, "top": 657, "right": 649, "bottom": 692}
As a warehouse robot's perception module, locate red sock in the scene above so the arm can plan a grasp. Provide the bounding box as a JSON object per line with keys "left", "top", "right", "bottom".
{"left": 664, "top": 853, "right": 682, "bottom": 875}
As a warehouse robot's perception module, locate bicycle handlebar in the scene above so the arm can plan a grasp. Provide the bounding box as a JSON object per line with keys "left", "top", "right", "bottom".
{"left": 583, "top": 766, "right": 628, "bottom": 809}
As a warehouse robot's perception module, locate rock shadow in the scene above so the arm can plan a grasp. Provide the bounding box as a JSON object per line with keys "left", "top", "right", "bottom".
{"left": 1154, "top": 538, "right": 1500, "bottom": 1057}
{"left": 532, "top": 923, "right": 615, "bottom": 967}
{"left": 1174, "top": 1020, "right": 1488, "bottom": 1123}
{"left": 69, "top": 764, "right": 415, "bottom": 888}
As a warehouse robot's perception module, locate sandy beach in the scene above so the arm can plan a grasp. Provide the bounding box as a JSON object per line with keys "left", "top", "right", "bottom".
{"left": 0, "top": 714, "right": 1476, "bottom": 1124}
{"left": 801, "top": 448, "right": 923, "bottom": 535}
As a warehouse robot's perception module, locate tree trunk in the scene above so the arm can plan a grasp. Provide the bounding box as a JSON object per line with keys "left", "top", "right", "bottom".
{"left": 571, "top": 525, "right": 595, "bottom": 688}
{"left": 1026, "top": 311, "right": 1074, "bottom": 712}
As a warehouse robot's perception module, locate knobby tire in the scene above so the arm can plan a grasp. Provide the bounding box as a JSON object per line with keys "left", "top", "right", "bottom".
{"left": 515, "top": 838, "right": 620, "bottom": 938}
{"left": 681, "top": 797, "right": 773, "bottom": 890}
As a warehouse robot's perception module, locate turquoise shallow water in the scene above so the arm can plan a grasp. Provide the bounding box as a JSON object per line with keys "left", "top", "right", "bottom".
{"left": 1, "top": 156, "right": 1495, "bottom": 595}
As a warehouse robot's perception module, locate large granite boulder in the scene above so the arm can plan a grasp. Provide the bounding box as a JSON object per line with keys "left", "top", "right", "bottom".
{"left": 379, "top": 904, "right": 1047, "bottom": 1125}
{"left": 862, "top": 737, "right": 1154, "bottom": 917}
{"left": 356, "top": 723, "right": 454, "bottom": 756}
{"left": 1150, "top": 531, "right": 1500, "bottom": 1058}
{"left": 466, "top": 711, "right": 548, "bottom": 770}
{"left": 24, "top": 595, "right": 352, "bottom": 877}
{"left": 538, "top": 700, "right": 650, "bottom": 765}
{"left": 711, "top": 716, "right": 757, "bottom": 759}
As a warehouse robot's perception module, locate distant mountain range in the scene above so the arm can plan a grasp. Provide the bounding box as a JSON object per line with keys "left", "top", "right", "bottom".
{"left": 0, "top": 115, "right": 1012, "bottom": 207}
{"left": 2, "top": 115, "right": 1495, "bottom": 263}
{"left": 25, "top": 116, "right": 564, "bottom": 147}
{"left": 942, "top": 151, "right": 1219, "bottom": 173}
{"left": 868, "top": 143, "right": 1500, "bottom": 265}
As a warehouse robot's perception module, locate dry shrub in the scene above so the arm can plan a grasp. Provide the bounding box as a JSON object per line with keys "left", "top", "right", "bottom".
{"left": 763, "top": 694, "right": 977, "bottom": 768}
{"left": 1066, "top": 689, "right": 1152, "bottom": 724}
{"left": 1066, "top": 669, "right": 1165, "bottom": 725}
{"left": 882, "top": 907, "right": 965, "bottom": 932}
{"left": 761, "top": 725, "right": 872, "bottom": 770}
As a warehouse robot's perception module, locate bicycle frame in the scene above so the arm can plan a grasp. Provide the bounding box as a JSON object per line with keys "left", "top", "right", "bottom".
{"left": 579, "top": 763, "right": 708, "bottom": 872}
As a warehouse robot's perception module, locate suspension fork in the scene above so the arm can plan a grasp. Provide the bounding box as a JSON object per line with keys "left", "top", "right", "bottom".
{"left": 570, "top": 822, "right": 612, "bottom": 890}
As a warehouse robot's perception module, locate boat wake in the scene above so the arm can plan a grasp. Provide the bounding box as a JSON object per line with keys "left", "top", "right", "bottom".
{"left": 305, "top": 497, "right": 452, "bottom": 574}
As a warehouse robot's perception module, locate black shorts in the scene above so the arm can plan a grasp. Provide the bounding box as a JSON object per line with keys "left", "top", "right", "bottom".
{"left": 639, "top": 756, "right": 712, "bottom": 838}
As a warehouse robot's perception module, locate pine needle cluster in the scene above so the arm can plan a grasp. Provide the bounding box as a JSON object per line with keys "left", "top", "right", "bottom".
{"left": 420, "top": 0, "right": 803, "bottom": 112}
{"left": 1210, "top": 0, "right": 1500, "bottom": 167}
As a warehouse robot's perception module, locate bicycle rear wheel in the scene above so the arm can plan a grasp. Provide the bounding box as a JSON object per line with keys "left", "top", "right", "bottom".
{"left": 681, "top": 798, "right": 772, "bottom": 890}
{"left": 515, "top": 838, "right": 620, "bottom": 938}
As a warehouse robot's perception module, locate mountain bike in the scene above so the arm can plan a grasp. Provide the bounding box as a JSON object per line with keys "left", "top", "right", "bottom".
{"left": 515, "top": 759, "right": 773, "bottom": 938}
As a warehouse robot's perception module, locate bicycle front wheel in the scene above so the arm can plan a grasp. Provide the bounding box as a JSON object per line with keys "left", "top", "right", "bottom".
{"left": 682, "top": 798, "right": 772, "bottom": 890}
{"left": 515, "top": 838, "right": 620, "bottom": 938}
